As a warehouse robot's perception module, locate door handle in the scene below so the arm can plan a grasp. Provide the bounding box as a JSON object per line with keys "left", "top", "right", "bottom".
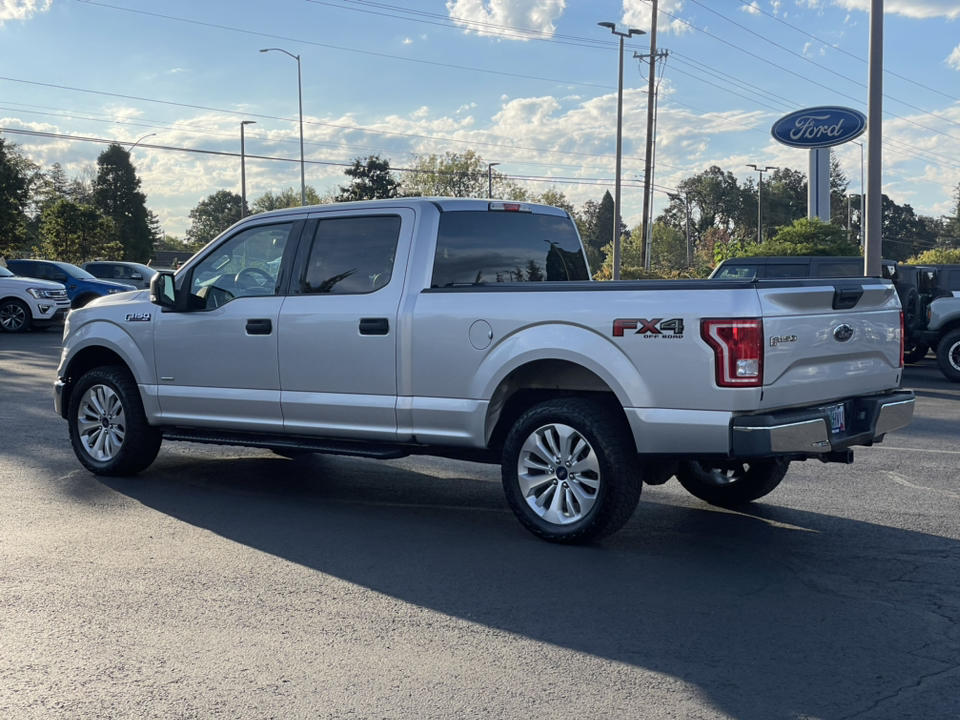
{"left": 246, "top": 318, "right": 273, "bottom": 335}
{"left": 359, "top": 318, "right": 389, "bottom": 335}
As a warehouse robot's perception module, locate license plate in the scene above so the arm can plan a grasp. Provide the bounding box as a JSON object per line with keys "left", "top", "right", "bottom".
{"left": 826, "top": 403, "right": 845, "bottom": 434}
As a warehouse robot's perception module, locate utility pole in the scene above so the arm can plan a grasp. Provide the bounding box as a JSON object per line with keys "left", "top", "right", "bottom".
{"left": 864, "top": 0, "right": 883, "bottom": 276}
{"left": 639, "top": 0, "right": 659, "bottom": 271}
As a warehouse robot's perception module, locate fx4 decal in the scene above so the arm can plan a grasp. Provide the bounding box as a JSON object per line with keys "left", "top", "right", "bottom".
{"left": 613, "top": 318, "right": 685, "bottom": 338}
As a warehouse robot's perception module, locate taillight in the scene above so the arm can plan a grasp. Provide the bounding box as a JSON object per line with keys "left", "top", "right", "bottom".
{"left": 701, "top": 318, "right": 764, "bottom": 388}
{"left": 899, "top": 309, "right": 904, "bottom": 368}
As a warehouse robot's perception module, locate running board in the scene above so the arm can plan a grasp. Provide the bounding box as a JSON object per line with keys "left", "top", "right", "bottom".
{"left": 162, "top": 428, "right": 410, "bottom": 459}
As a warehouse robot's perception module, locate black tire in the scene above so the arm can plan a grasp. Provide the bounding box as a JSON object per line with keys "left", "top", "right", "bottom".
{"left": 901, "top": 286, "right": 921, "bottom": 333}
{"left": 72, "top": 294, "right": 98, "bottom": 309}
{"left": 936, "top": 328, "right": 960, "bottom": 383}
{"left": 903, "top": 342, "right": 929, "bottom": 364}
{"left": 675, "top": 458, "right": 790, "bottom": 506}
{"left": 68, "top": 365, "right": 162, "bottom": 476}
{"left": 501, "top": 398, "right": 642, "bottom": 544}
{"left": 0, "top": 298, "right": 32, "bottom": 333}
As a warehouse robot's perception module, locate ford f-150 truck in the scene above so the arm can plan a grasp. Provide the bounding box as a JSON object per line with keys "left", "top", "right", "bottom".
{"left": 53, "top": 198, "right": 915, "bottom": 543}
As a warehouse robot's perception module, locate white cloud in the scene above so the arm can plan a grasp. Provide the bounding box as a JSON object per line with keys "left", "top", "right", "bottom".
{"left": 445, "top": 0, "right": 566, "bottom": 40}
{"left": 948, "top": 45, "right": 960, "bottom": 70}
{"left": 741, "top": 2, "right": 761, "bottom": 14}
{"left": 833, "top": 0, "right": 960, "bottom": 20}
{"left": 0, "top": 0, "right": 52, "bottom": 25}
{"left": 402, "top": 37, "right": 413, "bottom": 45}
{"left": 622, "top": 0, "right": 691, "bottom": 35}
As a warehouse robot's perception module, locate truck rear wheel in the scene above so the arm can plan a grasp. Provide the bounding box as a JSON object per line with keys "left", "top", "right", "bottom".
{"left": 501, "top": 398, "right": 642, "bottom": 544}
{"left": 68, "top": 366, "right": 162, "bottom": 476}
{"left": 675, "top": 458, "right": 789, "bottom": 506}
{"left": 936, "top": 328, "right": 960, "bottom": 383}
{"left": 903, "top": 342, "right": 929, "bottom": 364}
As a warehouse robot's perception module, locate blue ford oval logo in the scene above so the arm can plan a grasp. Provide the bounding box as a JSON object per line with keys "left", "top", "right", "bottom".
{"left": 833, "top": 324, "right": 854, "bottom": 342}
{"left": 771, "top": 106, "right": 867, "bottom": 149}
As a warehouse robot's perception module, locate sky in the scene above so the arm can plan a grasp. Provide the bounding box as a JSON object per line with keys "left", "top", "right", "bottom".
{"left": 1, "top": 0, "right": 959, "bottom": 239}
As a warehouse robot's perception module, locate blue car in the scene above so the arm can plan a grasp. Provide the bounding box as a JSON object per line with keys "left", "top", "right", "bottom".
{"left": 6, "top": 259, "right": 138, "bottom": 308}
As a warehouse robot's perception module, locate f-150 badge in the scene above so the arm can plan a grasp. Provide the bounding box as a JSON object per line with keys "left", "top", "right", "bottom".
{"left": 613, "top": 318, "right": 684, "bottom": 338}
{"left": 125, "top": 313, "right": 152, "bottom": 322}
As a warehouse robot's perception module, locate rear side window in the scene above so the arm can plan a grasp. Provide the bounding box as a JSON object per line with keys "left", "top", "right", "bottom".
{"left": 816, "top": 261, "right": 861, "bottom": 277}
{"left": 302, "top": 215, "right": 401, "bottom": 294}
{"left": 432, "top": 211, "right": 588, "bottom": 287}
{"left": 764, "top": 264, "right": 807, "bottom": 278}
{"left": 86, "top": 264, "right": 111, "bottom": 278}
{"left": 713, "top": 264, "right": 757, "bottom": 280}
{"left": 944, "top": 269, "right": 960, "bottom": 292}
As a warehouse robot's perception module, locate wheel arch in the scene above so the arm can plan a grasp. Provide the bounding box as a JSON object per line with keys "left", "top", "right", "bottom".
{"left": 483, "top": 359, "right": 635, "bottom": 457}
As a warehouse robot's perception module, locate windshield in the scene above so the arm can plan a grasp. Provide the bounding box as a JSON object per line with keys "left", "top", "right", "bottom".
{"left": 67, "top": 265, "right": 97, "bottom": 280}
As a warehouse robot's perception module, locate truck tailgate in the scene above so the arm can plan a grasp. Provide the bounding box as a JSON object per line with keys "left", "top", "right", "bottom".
{"left": 757, "top": 280, "right": 903, "bottom": 410}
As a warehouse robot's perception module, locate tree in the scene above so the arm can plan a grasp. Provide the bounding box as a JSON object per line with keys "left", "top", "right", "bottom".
{"left": 186, "top": 190, "right": 242, "bottom": 249}
{"left": 39, "top": 199, "right": 122, "bottom": 264}
{"left": 0, "top": 139, "right": 31, "bottom": 258}
{"left": 404, "top": 150, "right": 489, "bottom": 198}
{"left": 336, "top": 155, "right": 402, "bottom": 202}
{"left": 579, "top": 191, "right": 615, "bottom": 267}
{"left": 880, "top": 194, "right": 937, "bottom": 262}
{"left": 737, "top": 217, "right": 858, "bottom": 257}
{"left": 908, "top": 247, "right": 960, "bottom": 264}
{"left": 829, "top": 151, "right": 850, "bottom": 228}
{"left": 93, "top": 144, "right": 152, "bottom": 262}
{"left": 251, "top": 186, "right": 323, "bottom": 214}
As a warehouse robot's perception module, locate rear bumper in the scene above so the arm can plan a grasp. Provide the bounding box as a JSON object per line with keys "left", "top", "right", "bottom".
{"left": 731, "top": 390, "right": 915, "bottom": 457}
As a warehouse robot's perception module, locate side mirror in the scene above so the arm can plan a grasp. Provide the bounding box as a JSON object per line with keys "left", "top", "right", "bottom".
{"left": 150, "top": 272, "right": 176, "bottom": 308}
{"left": 131, "top": 272, "right": 143, "bottom": 280}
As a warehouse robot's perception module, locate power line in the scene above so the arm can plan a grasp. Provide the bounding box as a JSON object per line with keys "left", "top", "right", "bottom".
{"left": 733, "top": 0, "right": 960, "bottom": 105}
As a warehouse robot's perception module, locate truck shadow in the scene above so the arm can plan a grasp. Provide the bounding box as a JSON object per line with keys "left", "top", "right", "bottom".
{"left": 92, "top": 450, "right": 959, "bottom": 720}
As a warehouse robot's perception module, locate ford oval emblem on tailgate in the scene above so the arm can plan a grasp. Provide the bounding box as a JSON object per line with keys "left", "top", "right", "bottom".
{"left": 833, "top": 324, "right": 854, "bottom": 342}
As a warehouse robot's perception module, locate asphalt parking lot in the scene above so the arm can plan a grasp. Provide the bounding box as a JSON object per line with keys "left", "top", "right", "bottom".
{"left": 1, "top": 330, "right": 958, "bottom": 719}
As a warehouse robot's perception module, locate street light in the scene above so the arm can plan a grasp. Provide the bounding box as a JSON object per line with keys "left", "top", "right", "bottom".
{"left": 260, "top": 47, "right": 306, "bottom": 206}
{"left": 128, "top": 133, "right": 156, "bottom": 152}
{"left": 599, "top": 22, "right": 645, "bottom": 281}
{"left": 746, "top": 164, "right": 778, "bottom": 244}
{"left": 240, "top": 121, "right": 256, "bottom": 218}
{"left": 487, "top": 162, "right": 500, "bottom": 198}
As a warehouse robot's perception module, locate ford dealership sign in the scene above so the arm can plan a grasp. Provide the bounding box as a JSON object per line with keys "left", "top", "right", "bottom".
{"left": 771, "top": 106, "right": 867, "bottom": 149}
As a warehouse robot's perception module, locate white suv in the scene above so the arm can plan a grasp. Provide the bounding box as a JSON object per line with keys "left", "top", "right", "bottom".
{"left": 0, "top": 265, "right": 71, "bottom": 333}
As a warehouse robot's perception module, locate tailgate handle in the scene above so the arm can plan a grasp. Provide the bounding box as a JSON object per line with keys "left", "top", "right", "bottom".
{"left": 833, "top": 286, "right": 863, "bottom": 310}
{"left": 359, "top": 318, "right": 389, "bottom": 335}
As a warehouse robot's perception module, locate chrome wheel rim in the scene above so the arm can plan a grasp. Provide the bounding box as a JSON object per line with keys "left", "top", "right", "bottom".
{"left": 692, "top": 462, "right": 748, "bottom": 486}
{"left": 76, "top": 384, "right": 126, "bottom": 462}
{"left": 0, "top": 302, "right": 26, "bottom": 331}
{"left": 516, "top": 423, "right": 600, "bottom": 526}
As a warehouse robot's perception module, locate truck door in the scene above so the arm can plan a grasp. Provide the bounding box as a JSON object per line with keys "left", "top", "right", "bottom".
{"left": 278, "top": 208, "right": 414, "bottom": 441}
{"left": 153, "top": 219, "right": 302, "bottom": 431}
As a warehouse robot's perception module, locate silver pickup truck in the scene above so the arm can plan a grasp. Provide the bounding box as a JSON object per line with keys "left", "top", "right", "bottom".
{"left": 54, "top": 198, "right": 915, "bottom": 543}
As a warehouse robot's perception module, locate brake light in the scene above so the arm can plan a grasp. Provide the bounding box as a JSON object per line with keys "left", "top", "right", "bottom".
{"left": 899, "top": 309, "right": 904, "bottom": 368}
{"left": 488, "top": 202, "right": 531, "bottom": 213}
{"left": 701, "top": 318, "right": 764, "bottom": 388}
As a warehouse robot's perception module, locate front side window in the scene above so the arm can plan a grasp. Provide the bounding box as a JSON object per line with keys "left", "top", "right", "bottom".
{"left": 301, "top": 215, "right": 401, "bottom": 295}
{"left": 432, "top": 211, "right": 589, "bottom": 287}
{"left": 188, "top": 223, "right": 293, "bottom": 309}
{"left": 713, "top": 265, "right": 757, "bottom": 280}
{"left": 816, "top": 262, "right": 860, "bottom": 277}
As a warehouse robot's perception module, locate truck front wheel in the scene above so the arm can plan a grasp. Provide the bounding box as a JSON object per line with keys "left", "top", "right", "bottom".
{"left": 68, "top": 366, "right": 162, "bottom": 476}
{"left": 936, "top": 328, "right": 960, "bottom": 383}
{"left": 501, "top": 398, "right": 642, "bottom": 544}
{"left": 675, "top": 458, "right": 789, "bottom": 506}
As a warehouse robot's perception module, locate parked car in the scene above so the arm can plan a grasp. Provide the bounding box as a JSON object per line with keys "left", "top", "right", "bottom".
{"left": 82, "top": 261, "right": 157, "bottom": 290}
{"left": 710, "top": 255, "right": 898, "bottom": 280}
{"left": 6, "top": 259, "right": 137, "bottom": 308}
{"left": 0, "top": 265, "right": 71, "bottom": 332}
